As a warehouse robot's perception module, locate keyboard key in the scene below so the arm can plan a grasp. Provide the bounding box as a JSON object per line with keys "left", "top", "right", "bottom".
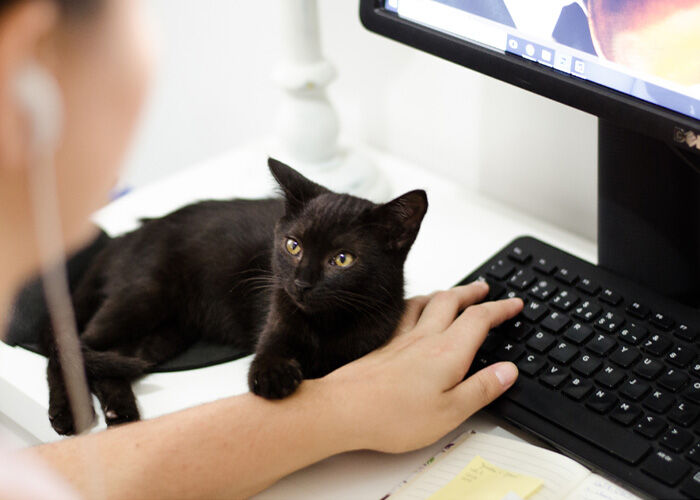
{"left": 528, "top": 279, "right": 557, "bottom": 301}
{"left": 610, "top": 402, "right": 641, "bottom": 426}
{"left": 634, "top": 357, "right": 665, "bottom": 380}
{"left": 492, "top": 342, "right": 525, "bottom": 362}
{"left": 572, "top": 353, "right": 602, "bottom": 377}
{"left": 508, "top": 245, "right": 530, "bottom": 263}
{"left": 541, "top": 311, "right": 570, "bottom": 333}
{"left": 499, "top": 319, "right": 532, "bottom": 341}
{"left": 594, "top": 364, "right": 625, "bottom": 389}
{"left": 594, "top": 311, "right": 624, "bottom": 333}
{"left": 620, "top": 378, "right": 650, "bottom": 401}
{"left": 643, "top": 389, "right": 675, "bottom": 413}
{"left": 661, "top": 427, "right": 694, "bottom": 453}
{"left": 521, "top": 301, "right": 548, "bottom": 322}
{"left": 658, "top": 369, "right": 689, "bottom": 393}
{"left": 550, "top": 290, "right": 579, "bottom": 312}
{"left": 666, "top": 344, "right": 696, "bottom": 368}
{"left": 486, "top": 259, "right": 514, "bottom": 280}
{"left": 669, "top": 402, "right": 700, "bottom": 427}
{"left": 676, "top": 323, "right": 699, "bottom": 342}
{"left": 576, "top": 277, "right": 600, "bottom": 295}
{"left": 526, "top": 330, "right": 556, "bottom": 353}
{"left": 651, "top": 312, "right": 675, "bottom": 331}
{"left": 562, "top": 322, "right": 593, "bottom": 345}
{"left": 506, "top": 377, "right": 650, "bottom": 464}
{"left": 641, "top": 449, "right": 689, "bottom": 486}
{"left": 692, "top": 362, "right": 700, "bottom": 379}
{"left": 586, "top": 389, "right": 617, "bottom": 414}
{"left": 642, "top": 333, "right": 672, "bottom": 356}
{"left": 517, "top": 353, "right": 547, "bottom": 376}
{"left": 681, "top": 471, "right": 700, "bottom": 498}
{"left": 563, "top": 376, "right": 594, "bottom": 400}
{"left": 684, "top": 381, "right": 700, "bottom": 404}
{"left": 548, "top": 341, "right": 578, "bottom": 365}
{"left": 687, "top": 442, "right": 700, "bottom": 465}
{"left": 618, "top": 323, "right": 648, "bottom": 346}
{"left": 509, "top": 269, "right": 537, "bottom": 290}
{"left": 554, "top": 267, "right": 577, "bottom": 285}
{"left": 573, "top": 300, "right": 602, "bottom": 322}
{"left": 539, "top": 365, "right": 569, "bottom": 389}
{"left": 600, "top": 288, "right": 622, "bottom": 306}
{"left": 627, "top": 301, "right": 650, "bottom": 320}
{"left": 532, "top": 257, "right": 555, "bottom": 275}
{"left": 587, "top": 334, "right": 617, "bottom": 356}
{"left": 609, "top": 345, "right": 641, "bottom": 368}
{"left": 635, "top": 414, "right": 667, "bottom": 439}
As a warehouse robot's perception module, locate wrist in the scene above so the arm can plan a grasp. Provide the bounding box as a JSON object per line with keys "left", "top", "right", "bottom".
{"left": 300, "top": 376, "right": 364, "bottom": 455}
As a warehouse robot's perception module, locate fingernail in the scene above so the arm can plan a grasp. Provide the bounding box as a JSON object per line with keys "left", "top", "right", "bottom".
{"left": 493, "top": 362, "right": 518, "bottom": 388}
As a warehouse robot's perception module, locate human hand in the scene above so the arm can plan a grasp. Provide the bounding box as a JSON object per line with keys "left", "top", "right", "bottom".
{"left": 319, "top": 282, "right": 523, "bottom": 453}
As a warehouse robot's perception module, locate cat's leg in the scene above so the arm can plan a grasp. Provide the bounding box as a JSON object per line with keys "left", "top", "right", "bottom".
{"left": 248, "top": 330, "right": 308, "bottom": 399}
{"left": 80, "top": 290, "right": 167, "bottom": 350}
{"left": 46, "top": 342, "right": 97, "bottom": 435}
{"left": 90, "top": 378, "right": 140, "bottom": 427}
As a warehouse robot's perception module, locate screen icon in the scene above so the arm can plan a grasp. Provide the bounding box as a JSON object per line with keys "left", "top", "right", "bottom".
{"left": 526, "top": 44, "right": 535, "bottom": 57}
{"left": 541, "top": 49, "right": 552, "bottom": 63}
{"left": 574, "top": 60, "right": 585, "bottom": 74}
{"left": 508, "top": 38, "right": 519, "bottom": 51}
{"left": 554, "top": 52, "right": 572, "bottom": 73}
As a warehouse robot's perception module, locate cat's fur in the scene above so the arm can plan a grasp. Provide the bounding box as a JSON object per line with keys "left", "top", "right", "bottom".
{"left": 43, "top": 159, "right": 428, "bottom": 435}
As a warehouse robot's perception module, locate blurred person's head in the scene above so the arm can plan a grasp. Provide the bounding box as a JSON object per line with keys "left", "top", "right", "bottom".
{"left": 587, "top": 0, "right": 700, "bottom": 86}
{"left": 0, "top": 0, "right": 153, "bottom": 299}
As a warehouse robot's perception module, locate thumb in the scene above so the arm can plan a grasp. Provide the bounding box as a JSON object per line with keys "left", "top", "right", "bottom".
{"left": 451, "top": 362, "right": 518, "bottom": 416}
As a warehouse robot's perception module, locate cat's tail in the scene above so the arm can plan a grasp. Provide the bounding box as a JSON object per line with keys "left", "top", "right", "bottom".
{"left": 82, "top": 347, "right": 152, "bottom": 379}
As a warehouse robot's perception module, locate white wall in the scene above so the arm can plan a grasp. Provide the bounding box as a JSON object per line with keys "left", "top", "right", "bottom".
{"left": 124, "top": 0, "right": 598, "bottom": 241}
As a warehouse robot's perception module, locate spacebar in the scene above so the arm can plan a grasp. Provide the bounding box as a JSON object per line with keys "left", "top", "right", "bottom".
{"left": 504, "top": 378, "right": 651, "bottom": 465}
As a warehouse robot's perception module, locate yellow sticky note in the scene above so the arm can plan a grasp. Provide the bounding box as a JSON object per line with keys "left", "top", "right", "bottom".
{"left": 428, "top": 456, "right": 543, "bottom": 500}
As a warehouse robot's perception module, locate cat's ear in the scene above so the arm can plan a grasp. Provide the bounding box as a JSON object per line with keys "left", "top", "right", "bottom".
{"left": 373, "top": 190, "right": 428, "bottom": 252}
{"left": 268, "top": 158, "right": 329, "bottom": 214}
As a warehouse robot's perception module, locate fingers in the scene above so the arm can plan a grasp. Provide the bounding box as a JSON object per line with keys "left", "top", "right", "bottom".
{"left": 449, "top": 362, "right": 518, "bottom": 416}
{"left": 413, "top": 282, "right": 489, "bottom": 334}
{"left": 445, "top": 297, "right": 523, "bottom": 349}
{"left": 439, "top": 298, "right": 523, "bottom": 380}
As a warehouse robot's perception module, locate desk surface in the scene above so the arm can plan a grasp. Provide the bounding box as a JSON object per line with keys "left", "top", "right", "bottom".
{"left": 0, "top": 144, "right": 599, "bottom": 499}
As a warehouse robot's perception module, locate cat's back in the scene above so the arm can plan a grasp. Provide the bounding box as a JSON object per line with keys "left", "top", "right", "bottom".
{"left": 99, "top": 198, "right": 284, "bottom": 288}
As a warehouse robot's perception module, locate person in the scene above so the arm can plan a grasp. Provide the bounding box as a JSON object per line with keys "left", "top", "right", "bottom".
{"left": 0, "top": 0, "right": 522, "bottom": 498}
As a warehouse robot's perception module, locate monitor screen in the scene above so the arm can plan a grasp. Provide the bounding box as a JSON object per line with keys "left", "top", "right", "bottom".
{"left": 383, "top": 0, "right": 699, "bottom": 122}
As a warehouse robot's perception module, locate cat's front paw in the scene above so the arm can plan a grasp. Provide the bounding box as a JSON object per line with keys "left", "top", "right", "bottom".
{"left": 248, "top": 355, "right": 304, "bottom": 399}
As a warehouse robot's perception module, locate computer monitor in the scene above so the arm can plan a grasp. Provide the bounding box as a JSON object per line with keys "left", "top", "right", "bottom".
{"left": 360, "top": 0, "right": 700, "bottom": 306}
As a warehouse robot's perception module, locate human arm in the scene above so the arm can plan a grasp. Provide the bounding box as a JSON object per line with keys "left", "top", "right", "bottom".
{"left": 30, "top": 282, "right": 523, "bottom": 499}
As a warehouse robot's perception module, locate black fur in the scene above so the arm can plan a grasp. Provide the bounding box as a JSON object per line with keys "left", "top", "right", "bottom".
{"left": 43, "top": 158, "right": 428, "bottom": 435}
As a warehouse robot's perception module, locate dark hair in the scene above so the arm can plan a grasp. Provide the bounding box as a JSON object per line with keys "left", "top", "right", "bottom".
{"left": 0, "top": 0, "right": 98, "bottom": 17}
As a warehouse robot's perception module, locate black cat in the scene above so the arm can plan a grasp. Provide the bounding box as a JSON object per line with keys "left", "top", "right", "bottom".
{"left": 44, "top": 158, "right": 428, "bottom": 435}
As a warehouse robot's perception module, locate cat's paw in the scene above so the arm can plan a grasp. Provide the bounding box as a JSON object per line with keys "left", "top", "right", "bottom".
{"left": 48, "top": 401, "right": 96, "bottom": 436}
{"left": 103, "top": 401, "right": 140, "bottom": 427}
{"left": 248, "top": 355, "right": 304, "bottom": 399}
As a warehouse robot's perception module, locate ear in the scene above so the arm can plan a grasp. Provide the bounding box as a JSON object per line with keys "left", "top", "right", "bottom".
{"left": 373, "top": 190, "right": 428, "bottom": 252}
{"left": 268, "top": 158, "right": 329, "bottom": 215}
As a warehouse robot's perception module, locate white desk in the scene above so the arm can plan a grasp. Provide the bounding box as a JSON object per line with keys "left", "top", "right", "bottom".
{"left": 0, "top": 144, "right": 599, "bottom": 499}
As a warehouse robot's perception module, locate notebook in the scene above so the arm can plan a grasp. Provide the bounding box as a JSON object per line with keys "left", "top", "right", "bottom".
{"left": 385, "top": 431, "right": 643, "bottom": 500}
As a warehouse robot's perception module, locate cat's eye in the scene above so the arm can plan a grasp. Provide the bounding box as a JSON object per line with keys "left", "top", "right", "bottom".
{"left": 285, "top": 238, "right": 302, "bottom": 256}
{"left": 332, "top": 252, "right": 355, "bottom": 267}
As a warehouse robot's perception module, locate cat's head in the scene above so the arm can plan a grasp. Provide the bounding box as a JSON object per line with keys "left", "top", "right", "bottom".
{"left": 268, "top": 158, "right": 428, "bottom": 314}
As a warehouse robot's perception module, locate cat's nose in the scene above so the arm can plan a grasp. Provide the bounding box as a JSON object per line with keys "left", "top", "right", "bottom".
{"left": 294, "top": 279, "right": 312, "bottom": 293}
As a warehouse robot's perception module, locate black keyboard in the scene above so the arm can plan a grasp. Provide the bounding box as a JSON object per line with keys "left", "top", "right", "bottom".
{"left": 460, "top": 236, "right": 700, "bottom": 499}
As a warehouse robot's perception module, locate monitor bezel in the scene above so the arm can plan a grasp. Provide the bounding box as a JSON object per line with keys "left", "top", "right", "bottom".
{"left": 359, "top": 0, "right": 700, "bottom": 154}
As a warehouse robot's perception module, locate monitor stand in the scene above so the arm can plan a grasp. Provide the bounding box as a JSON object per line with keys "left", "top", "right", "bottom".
{"left": 598, "top": 119, "right": 700, "bottom": 308}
